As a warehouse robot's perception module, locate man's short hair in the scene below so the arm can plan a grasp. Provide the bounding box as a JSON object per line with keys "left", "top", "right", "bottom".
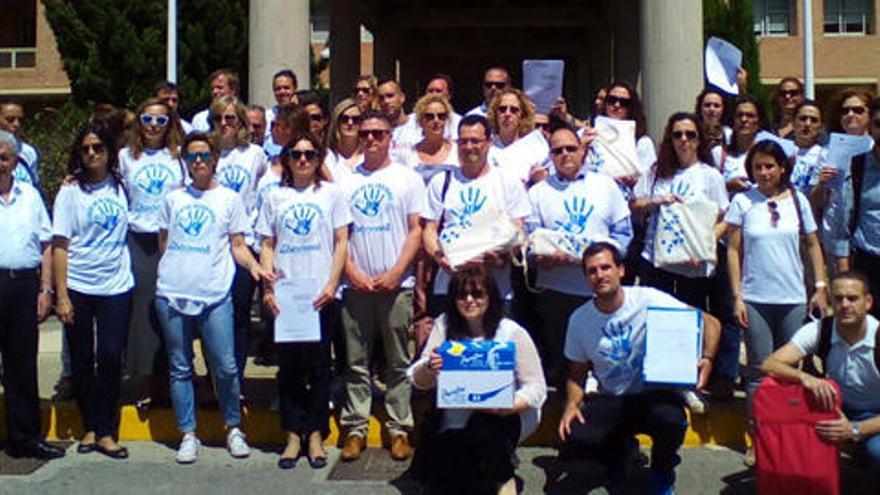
{"left": 154, "top": 81, "right": 179, "bottom": 94}
{"left": 376, "top": 77, "right": 401, "bottom": 90}
{"left": 0, "top": 129, "right": 19, "bottom": 154}
{"left": 273, "top": 69, "right": 298, "bottom": 88}
{"left": 581, "top": 241, "right": 624, "bottom": 273}
{"left": 483, "top": 66, "right": 510, "bottom": 81}
{"left": 246, "top": 104, "right": 266, "bottom": 115}
{"left": 427, "top": 73, "right": 454, "bottom": 95}
{"left": 833, "top": 270, "right": 872, "bottom": 295}
{"left": 209, "top": 69, "right": 239, "bottom": 92}
{"left": 360, "top": 110, "right": 392, "bottom": 127}
{"left": 457, "top": 114, "right": 490, "bottom": 139}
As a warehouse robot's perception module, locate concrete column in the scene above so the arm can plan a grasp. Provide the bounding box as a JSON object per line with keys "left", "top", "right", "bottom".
{"left": 330, "top": 0, "right": 360, "bottom": 107}
{"left": 249, "top": 0, "right": 311, "bottom": 108}
{"left": 640, "top": 0, "right": 703, "bottom": 141}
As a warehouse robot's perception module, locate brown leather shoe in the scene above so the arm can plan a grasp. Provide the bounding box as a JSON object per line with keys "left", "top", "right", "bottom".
{"left": 389, "top": 434, "right": 411, "bottom": 461}
{"left": 340, "top": 434, "right": 364, "bottom": 462}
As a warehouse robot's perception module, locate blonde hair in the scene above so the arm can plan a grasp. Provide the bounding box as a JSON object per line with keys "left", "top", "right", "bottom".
{"left": 127, "top": 97, "right": 183, "bottom": 159}
{"left": 327, "top": 98, "right": 361, "bottom": 153}
{"left": 209, "top": 95, "right": 250, "bottom": 148}
{"left": 487, "top": 87, "right": 535, "bottom": 137}
{"left": 413, "top": 94, "right": 453, "bottom": 129}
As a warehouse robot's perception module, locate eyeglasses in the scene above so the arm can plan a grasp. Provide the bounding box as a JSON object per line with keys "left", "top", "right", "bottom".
{"left": 483, "top": 81, "right": 506, "bottom": 90}
{"left": 736, "top": 111, "right": 758, "bottom": 119}
{"left": 702, "top": 102, "right": 723, "bottom": 109}
{"left": 308, "top": 113, "right": 324, "bottom": 122}
{"left": 605, "top": 95, "right": 633, "bottom": 108}
{"left": 550, "top": 145, "right": 579, "bottom": 155}
{"left": 3, "top": 115, "right": 22, "bottom": 123}
{"left": 672, "top": 130, "right": 699, "bottom": 141}
{"left": 424, "top": 112, "right": 448, "bottom": 122}
{"left": 354, "top": 87, "right": 372, "bottom": 95}
{"left": 140, "top": 113, "right": 169, "bottom": 127}
{"left": 457, "top": 137, "right": 486, "bottom": 147}
{"left": 780, "top": 89, "right": 802, "bottom": 99}
{"left": 339, "top": 114, "right": 362, "bottom": 125}
{"left": 184, "top": 151, "right": 213, "bottom": 164}
{"left": 456, "top": 289, "right": 488, "bottom": 300}
{"left": 358, "top": 129, "right": 390, "bottom": 140}
{"left": 767, "top": 200, "right": 780, "bottom": 228}
{"left": 211, "top": 114, "right": 239, "bottom": 124}
{"left": 498, "top": 105, "right": 521, "bottom": 115}
{"left": 842, "top": 106, "right": 867, "bottom": 116}
{"left": 797, "top": 115, "right": 820, "bottom": 124}
{"left": 80, "top": 143, "right": 106, "bottom": 154}
{"left": 287, "top": 149, "right": 319, "bottom": 161}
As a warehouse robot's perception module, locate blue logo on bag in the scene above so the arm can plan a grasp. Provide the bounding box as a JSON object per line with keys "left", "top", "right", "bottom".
{"left": 176, "top": 204, "right": 215, "bottom": 238}
{"left": 133, "top": 163, "right": 174, "bottom": 197}
{"left": 351, "top": 183, "right": 390, "bottom": 217}
{"left": 555, "top": 196, "right": 594, "bottom": 235}
{"left": 658, "top": 210, "right": 686, "bottom": 255}
{"left": 87, "top": 198, "right": 125, "bottom": 231}
{"left": 282, "top": 203, "right": 323, "bottom": 236}
{"left": 218, "top": 164, "right": 251, "bottom": 193}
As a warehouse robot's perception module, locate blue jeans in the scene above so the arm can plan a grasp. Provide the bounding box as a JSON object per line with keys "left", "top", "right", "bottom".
{"left": 848, "top": 409, "right": 880, "bottom": 471}
{"left": 155, "top": 295, "right": 241, "bottom": 433}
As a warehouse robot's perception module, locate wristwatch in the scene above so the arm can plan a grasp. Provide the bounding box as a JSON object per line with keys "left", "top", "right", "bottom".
{"left": 852, "top": 422, "right": 862, "bottom": 442}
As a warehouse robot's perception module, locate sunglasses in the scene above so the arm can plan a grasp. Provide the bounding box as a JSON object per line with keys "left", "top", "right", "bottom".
{"left": 797, "top": 115, "right": 820, "bottom": 124}
{"left": 339, "top": 114, "right": 362, "bottom": 125}
{"left": 535, "top": 122, "right": 550, "bottom": 130}
{"left": 81, "top": 143, "right": 106, "bottom": 154}
{"left": 483, "top": 81, "right": 506, "bottom": 90}
{"left": 456, "top": 289, "right": 488, "bottom": 300}
{"left": 736, "top": 111, "right": 758, "bottom": 119}
{"left": 211, "top": 114, "right": 239, "bottom": 124}
{"left": 498, "top": 105, "right": 521, "bottom": 115}
{"left": 288, "top": 149, "right": 319, "bottom": 161}
{"left": 605, "top": 95, "right": 633, "bottom": 107}
{"left": 140, "top": 113, "right": 169, "bottom": 127}
{"left": 780, "top": 89, "right": 802, "bottom": 98}
{"left": 767, "top": 200, "right": 780, "bottom": 228}
{"left": 308, "top": 113, "right": 324, "bottom": 122}
{"left": 184, "top": 151, "right": 213, "bottom": 164}
{"left": 354, "top": 87, "right": 372, "bottom": 94}
{"left": 672, "top": 130, "right": 699, "bottom": 141}
{"left": 457, "top": 137, "right": 486, "bottom": 147}
{"left": 842, "top": 106, "right": 867, "bottom": 116}
{"left": 424, "top": 112, "right": 448, "bottom": 122}
{"left": 358, "top": 129, "right": 390, "bottom": 139}
{"left": 3, "top": 115, "right": 22, "bottom": 123}
{"left": 551, "top": 145, "right": 579, "bottom": 155}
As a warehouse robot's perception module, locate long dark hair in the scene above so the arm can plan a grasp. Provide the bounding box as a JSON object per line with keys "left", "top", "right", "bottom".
{"left": 725, "top": 94, "right": 770, "bottom": 154}
{"left": 745, "top": 140, "right": 793, "bottom": 186}
{"left": 605, "top": 81, "right": 648, "bottom": 139}
{"left": 445, "top": 264, "right": 504, "bottom": 341}
{"left": 68, "top": 124, "right": 123, "bottom": 193}
{"left": 280, "top": 132, "right": 328, "bottom": 188}
{"left": 655, "top": 112, "right": 714, "bottom": 181}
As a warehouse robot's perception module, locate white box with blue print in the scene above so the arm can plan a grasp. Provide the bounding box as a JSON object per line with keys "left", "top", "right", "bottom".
{"left": 436, "top": 340, "right": 515, "bottom": 409}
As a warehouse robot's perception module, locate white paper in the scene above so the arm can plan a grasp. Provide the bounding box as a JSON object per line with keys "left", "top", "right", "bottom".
{"left": 523, "top": 59, "right": 564, "bottom": 114}
{"left": 274, "top": 278, "right": 321, "bottom": 343}
{"left": 643, "top": 307, "right": 701, "bottom": 386}
{"left": 826, "top": 132, "right": 874, "bottom": 179}
{"left": 592, "top": 116, "right": 640, "bottom": 178}
{"left": 705, "top": 37, "right": 742, "bottom": 95}
{"left": 755, "top": 130, "right": 798, "bottom": 157}
{"left": 492, "top": 129, "right": 550, "bottom": 183}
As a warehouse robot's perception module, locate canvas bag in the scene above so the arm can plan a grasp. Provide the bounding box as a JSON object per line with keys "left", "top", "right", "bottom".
{"left": 653, "top": 197, "right": 719, "bottom": 267}
{"left": 439, "top": 203, "right": 523, "bottom": 269}
{"left": 591, "top": 116, "right": 640, "bottom": 178}
{"left": 527, "top": 228, "right": 590, "bottom": 259}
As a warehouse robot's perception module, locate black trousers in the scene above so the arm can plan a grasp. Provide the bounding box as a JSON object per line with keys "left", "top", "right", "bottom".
{"left": 853, "top": 248, "right": 880, "bottom": 319}
{"left": 277, "top": 301, "right": 338, "bottom": 438}
{"left": 535, "top": 290, "right": 590, "bottom": 385}
{"left": 232, "top": 259, "right": 257, "bottom": 388}
{"left": 0, "top": 271, "right": 41, "bottom": 446}
{"left": 567, "top": 390, "right": 687, "bottom": 475}
{"left": 638, "top": 258, "right": 711, "bottom": 310}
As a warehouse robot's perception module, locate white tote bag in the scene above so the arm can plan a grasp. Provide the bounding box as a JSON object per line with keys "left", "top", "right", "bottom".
{"left": 653, "top": 198, "right": 719, "bottom": 267}
{"left": 439, "top": 204, "right": 524, "bottom": 269}
{"left": 527, "top": 228, "right": 590, "bottom": 259}
{"left": 592, "top": 116, "right": 641, "bottom": 178}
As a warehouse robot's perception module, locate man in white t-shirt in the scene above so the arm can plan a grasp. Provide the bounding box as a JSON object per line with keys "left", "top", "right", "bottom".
{"left": 263, "top": 70, "right": 299, "bottom": 144}
{"left": 558, "top": 241, "right": 720, "bottom": 494}
{"left": 155, "top": 81, "right": 192, "bottom": 134}
{"left": 191, "top": 69, "right": 239, "bottom": 132}
{"left": 245, "top": 105, "right": 267, "bottom": 148}
{"left": 339, "top": 112, "right": 425, "bottom": 463}
{"left": 466, "top": 67, "right": 510, "bottom": 118}
{"left": 762, "top": 271, "right": 880, "bottom": 472}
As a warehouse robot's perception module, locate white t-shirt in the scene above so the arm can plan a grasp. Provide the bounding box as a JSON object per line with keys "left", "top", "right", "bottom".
{"left": 635, "top": 162, "right": 729, "bottom": 278}
{"left": 52, "top": 179, "right": 134, "bottom": 296}
{"left": 791, "top": 315, "right": 880, "bottom": 411}
{"left": 217, "top": 143, "right": 268, "bottom": 245}
{"left": 190, "top": 109, "right": 211, "bottom": 132}
{"left": 255, "top": 182, "right": 352, "bottom": 290}
{"left": 711, "top": 146, "right": 751, "bottom": 187}
{"left": 0, "top": 180, "right": 51, "bottom": 269}
{"left": 156, "top": 185, "right": 249, "bottom": 312}
{"left": 791, "top": 144, "right": 824, "bottom": 194}
{"left": 342, "top": 162, "right": 426, "bottom": 289}
{"left": 324, "top": 149, "right": 364, "bottom": 184}
{"left": 724, "top": 188, "right": 817, "bottom": 304}
{"left": 119, "top": 147, "right": 186, "bottom": 233}
{"left": 565, "top": 286, "right": 688, "bottom": 395}
{"left": 13, "top": 141, "right": 39, "bottom": 187}
{"left": 423, "top": 166, "right": 531, "bottom": 298}
{"left": 527, "top": 172, "right": 631, "bottom": 296}
{"left": 394, "top": 142, "right": 460, "bottom": 185}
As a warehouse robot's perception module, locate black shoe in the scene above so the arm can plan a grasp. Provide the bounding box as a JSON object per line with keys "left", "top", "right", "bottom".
{"left": 95, "top": 443, "right": 129, "bottom": 460}
{"left": 307, "top": 455, "right": 327, "bottom": 469}
{"left": 278, "top": 456, "right": 297, "bottom": 470}
{"left": 76, "top": 442, "right": 96, "bottom": 454}
{"left": 7, "top": 440, "right": 66, "bottom": 460}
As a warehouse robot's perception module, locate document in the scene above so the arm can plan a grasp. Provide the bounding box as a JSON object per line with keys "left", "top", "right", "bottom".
{"left": 523, "top": 59, "right": 564, "bottom": 114}
{"left": 643, "top": 307, "right": 702, "bottom": 386}
{"left": 705, "top": 37, "right": 742, "bottom": 95}
{"left": 826, "top": 132, "right": 874, "bottom": 179}
{"left": 755, "top": 130, "right": 798, "bottom": 157}
{"left": 491, "top": 129, "right": 550, "bottom": 183}
{"left": 274, "top": 278, "right": 321, "bottom": 343}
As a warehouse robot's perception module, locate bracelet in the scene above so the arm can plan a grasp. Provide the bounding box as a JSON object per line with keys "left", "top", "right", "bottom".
{"left": 852, "top": 422, "right": 862, "bottom": 442}
{"left": 815, "top": 280, "right": 827, "bottom": 290}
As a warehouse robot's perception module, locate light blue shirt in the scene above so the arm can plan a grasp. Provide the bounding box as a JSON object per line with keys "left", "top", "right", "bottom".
{"left": 15, "top": 141, "right": 40, "bottom": 187}
{"left": 829, "top": 151, "right": 880, "bottom": 258}
{"left": 0, "top": 179, "right": 50, "bottom": 269}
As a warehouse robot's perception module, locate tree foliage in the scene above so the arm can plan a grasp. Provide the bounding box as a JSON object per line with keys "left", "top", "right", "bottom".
{"left": 42, "top": 0, "right": 248, "bottom": 118}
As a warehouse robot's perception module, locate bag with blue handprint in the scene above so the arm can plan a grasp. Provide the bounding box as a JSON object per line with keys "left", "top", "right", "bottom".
{"left": 653, "top": 197, "right": 718, "bottom": 268}
{"left": 439, "top": 203, "right": 523, "bottom": 269}
{"left": 527, "top": 228, "right": 589, "bottom": 259}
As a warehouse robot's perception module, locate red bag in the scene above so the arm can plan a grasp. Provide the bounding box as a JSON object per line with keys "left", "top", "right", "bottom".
{"left": 753, "top": 376, "right": 842, "bottom": 495}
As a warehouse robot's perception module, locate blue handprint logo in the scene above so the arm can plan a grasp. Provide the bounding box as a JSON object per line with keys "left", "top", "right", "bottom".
{"left": 87, "top": 198, "right": 125, "bottom": 231}
{"left": 598, "top": 321, "right": 634, "bottom": 362}
{"left": 658, "top": 210, "right": 686, "bottom": 255}
{"left": 555, "top": 197, "right": 594, "bottom": 235}
{"left": 585, "top": 147, "right": 605, "bottom": 173}
{"left": 176, "top": 204, "right": 215, "bottom": 238}
{"left": 352, "top": 184, "right": 391, "bottom": 217}
{"left": 218, "top": 164, "right": 251, "bottom": 193}
{"left": 447, "top": 187, "right": 487, "bottom": 229}
{"left": 669, "top": 181, "right": 693, "bottom": 199}
{"left": 282, "top": 203, "right": 322, "bottom": 237}
{"left": 133, "top": 163, "right": 173, "bottom": 197}
{"left": 791, "top": 158, "right": 814, "bottom": 192}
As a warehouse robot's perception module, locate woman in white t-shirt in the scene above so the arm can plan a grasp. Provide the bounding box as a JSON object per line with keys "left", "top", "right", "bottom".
{"left": 725, "top": 140, "right": 829, "bottom": 461}
{"left": 257, "top": 133, "right": 351, "bottom": 470}
{"left": 397, "top": 94, "right": 460, "bottom": 184}
{"left": 694, "top": 88, "right": 732, "bottom": 149}
{"left": 486, "top": 87, "right": 544, "bottom": 184}
{"left": 154, "top": 132, "right": 268, "bottom": 464}
{"left": 53, "top": 125, "right": 134, "bottom": 459}
{"left": 409, "top": 264, "right": 546, "bottom": 495}
{"left": 323, "top": 98, "right": 364, "bottom": 183}
{"left": 711, "top": 95, "right": 770, "bottom": 196}
{"left": 118, "top": 97, "right": 185, "bottom": 411}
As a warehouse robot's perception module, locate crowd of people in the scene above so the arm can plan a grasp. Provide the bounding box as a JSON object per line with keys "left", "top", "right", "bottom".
{"left": 1, "top": 64, "right": 879, "bottom": 495}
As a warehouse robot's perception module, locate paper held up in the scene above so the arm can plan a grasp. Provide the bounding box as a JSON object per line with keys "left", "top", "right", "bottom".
{"left": 437, "top": 339, "right": 516, "bottom": 409}
{"left": 826, "top": 132, "right": 874, "bottom": 177}
{"left": 591, "top": 116, "right": 641, "bottom": 178}
{"left": 274, "top": 278, "right": 321, "bottom": 343}
{"left": 643, "top": 307, "right": 702, "bottom": 386}
{"left": 705, "top": 36, "right": 742, "bottom": 95}
{"left": 523, "top": 59, "right": 564, "bottom": 115}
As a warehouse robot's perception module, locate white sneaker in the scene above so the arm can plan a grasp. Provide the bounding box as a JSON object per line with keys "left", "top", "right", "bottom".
{"left": 176, "top": 433, "right": 200, "bottom": 464}
{"left": 683, "top": 390, "right": 707, "bottom": 415}
{"left": 227, "top": 427, "right": 250, "bottom": 458}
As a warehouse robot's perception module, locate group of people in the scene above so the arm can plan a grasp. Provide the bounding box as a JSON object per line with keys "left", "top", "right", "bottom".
{"left": 1, "top": 63, "right": 878, "bottom": 495}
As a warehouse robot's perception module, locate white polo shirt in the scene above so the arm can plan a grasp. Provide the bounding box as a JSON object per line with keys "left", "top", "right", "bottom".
{"left": 0, "top": 179, "right": 50, "bottom": 269}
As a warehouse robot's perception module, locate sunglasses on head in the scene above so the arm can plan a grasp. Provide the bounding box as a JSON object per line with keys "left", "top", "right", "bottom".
{"left": 140, "top": 113, "right": 169, "bottom": 127}
{"left": 551, "top": 145, "right": 579, "bottom": 155}
{"left": 672, "top": 130, "right": 698, "bottom": 141}
{"left": 780, "top": 89, "right": 802, "bottom": 98}
{"left": 212, "top": 114, "right": 239, "bottom": 124}
{"left": 843, "top": 106, "right": 867, "bottom": 116}
{"left": 339, "top": 114, "right": 362, "bottom": 125}
{"left": 483, "top": 81, "right": 506, "bottom": 90}
{"left": 498, "top": 105, "right": 521, "bottom": 115}
{"left": 767, "top": 200, "right": 780, "bottom": 228}
{"left": 288, "top": 149, "right": 319, "bottom": 161}
{"left": 184, "top": 151, "right": 213, "bottom": 164}
{"left": 424, "top": 112, "right": 448, "bottom": 122}
{"left": 358, "top": 129, "right": 389, "bottom": 139}
{"left": 81, "top": 143, "right": 106, "bottom": 154}
{"left": 605, "top": 95, "right": 633, "bottom": 108}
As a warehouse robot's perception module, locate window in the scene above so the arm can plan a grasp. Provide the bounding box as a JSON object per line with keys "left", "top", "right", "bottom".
{"left": 753, "top": 0, "right": 793, "bottom": 36}
{"left": 0, "top": 0, "right": 37, "bottom": 69}
{"left": 824, "top": 0, "right": 873, "bottom": 34}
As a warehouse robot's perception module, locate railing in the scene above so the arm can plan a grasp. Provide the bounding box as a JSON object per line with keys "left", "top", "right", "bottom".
{"left": 0, "top": 47, "right": 37, "bottom": 69}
